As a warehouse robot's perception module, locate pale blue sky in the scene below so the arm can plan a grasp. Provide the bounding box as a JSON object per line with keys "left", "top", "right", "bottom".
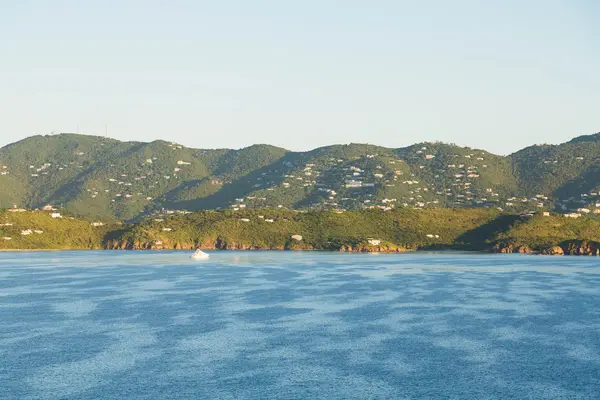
{"left": 0, "top": 0, "right": 598, "bottom": 153}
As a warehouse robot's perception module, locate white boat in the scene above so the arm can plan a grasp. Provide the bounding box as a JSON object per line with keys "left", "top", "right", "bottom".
{"left": 191, "top": 249, "right": 210, "bottom": 260}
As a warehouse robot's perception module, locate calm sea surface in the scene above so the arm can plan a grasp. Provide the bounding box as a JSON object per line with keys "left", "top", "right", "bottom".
{"left": 1, "top": 251, "right": 599, "bottom": 399}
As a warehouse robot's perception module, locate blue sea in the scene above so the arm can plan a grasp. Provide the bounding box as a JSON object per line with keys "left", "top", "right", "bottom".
{"left": 1, "top": 251, "right": 599, "bottom": 399}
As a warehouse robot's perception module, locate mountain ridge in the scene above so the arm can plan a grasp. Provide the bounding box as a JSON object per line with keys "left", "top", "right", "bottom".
{"left": 1, "top": 131, "right": 599, "bottom": 221}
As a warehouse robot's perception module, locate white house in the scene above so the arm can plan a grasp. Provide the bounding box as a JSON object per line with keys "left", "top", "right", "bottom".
{"left": 345, "top": 180, "right": 362, "bottom": 188}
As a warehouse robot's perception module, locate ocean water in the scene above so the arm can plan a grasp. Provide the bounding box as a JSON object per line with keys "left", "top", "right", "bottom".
{"left": 1, "top": 251, "right": 599, "bottom": 399}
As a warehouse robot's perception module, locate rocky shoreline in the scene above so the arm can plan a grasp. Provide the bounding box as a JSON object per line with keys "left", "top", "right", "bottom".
{"left": 4, "top": 237, "right": 600, "bottom": 256}
{"left": 102, "top": 238, "right": 411, "bottom": 253}
{"left": 492, "top": 240, "right": 600, "bottom": 256}
{"left": 99, "top": 238, "right": 600, "bottom": 256}
{"left": 2, "top": 244, "right": 600, "bottom": 255}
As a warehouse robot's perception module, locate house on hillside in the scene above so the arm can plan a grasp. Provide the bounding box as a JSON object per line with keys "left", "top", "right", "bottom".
{"left": 345, "top": 180, "right": 362, "bottom": 188}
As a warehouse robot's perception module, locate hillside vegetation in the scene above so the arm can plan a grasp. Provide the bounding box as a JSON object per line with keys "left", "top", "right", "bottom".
{"left": 105, "top": 208, "right": 504, "bottom": 251}
{"left": 490, "top": 214, "right": 600, "bottom": 255}
{"left": 3, "top": 208, "right": 600, "bottom": 256}
{"left": 1, "top": 132, "right": 600, "bottom": 221}
{"left": 0, "top": 210, "right": 113, "bottom": 250}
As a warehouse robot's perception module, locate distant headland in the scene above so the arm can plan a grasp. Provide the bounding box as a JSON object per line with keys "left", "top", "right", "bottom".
{"left": 2, "top": 208, "right": 600, "bottom": 256}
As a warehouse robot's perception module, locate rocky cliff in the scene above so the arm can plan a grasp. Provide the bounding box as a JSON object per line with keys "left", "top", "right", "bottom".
{"left": 492, "top": 240, "right": 600, "bottom": 256}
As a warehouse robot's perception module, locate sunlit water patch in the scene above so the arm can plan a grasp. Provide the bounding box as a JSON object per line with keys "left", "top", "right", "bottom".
{"left": 1, "top": 251, "right": 599, "bottom": 399}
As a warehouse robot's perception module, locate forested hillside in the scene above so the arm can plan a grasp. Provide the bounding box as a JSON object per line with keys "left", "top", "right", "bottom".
{"left": 0, "top": 132, "right": 599, "bottom": 221}
{"left": 105, "top": 208, "right": 502, "bottom": 251}
{"left": 0, "top": 210, "right": 114, "bottom": 250}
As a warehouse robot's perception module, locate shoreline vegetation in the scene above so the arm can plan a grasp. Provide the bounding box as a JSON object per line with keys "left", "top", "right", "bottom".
{"left": 3, "top": 208, "right": 600, "bottom": 256}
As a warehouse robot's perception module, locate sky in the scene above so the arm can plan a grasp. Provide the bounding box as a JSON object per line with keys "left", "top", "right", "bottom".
{"left": 0, "top": 0, "right": 598, "bottom": 154}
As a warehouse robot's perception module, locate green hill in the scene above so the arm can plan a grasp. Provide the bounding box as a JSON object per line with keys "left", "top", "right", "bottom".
{"left": 0, "top": 134, "right": 287, "bottom": 221}
{"left": 512, "top": 138, "right": 600, "bottom": 201}
{"left": 3, "top": 207, "right": 600, "bottom": 256}
{"left": 1, "top": 131, "right": 599, "bottom": 221}
{"left": 104, "top": 208, "right": 503, "bottom": 251}
{"left": 489, "top": 213, "right": 600, "bottom": 255}
{"left": 0, "top": 209, "right": 113, "bottom": 250}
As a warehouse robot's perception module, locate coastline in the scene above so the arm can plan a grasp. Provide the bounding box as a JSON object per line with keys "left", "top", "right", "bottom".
{"left": 3, "top": 209, "right": 600, "bottom": 256}
{"left": 0, "top": 246, "right": 472, "bottom": 253}
{"left": 0, "top": 247, "right": 538, "bottom": 255}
